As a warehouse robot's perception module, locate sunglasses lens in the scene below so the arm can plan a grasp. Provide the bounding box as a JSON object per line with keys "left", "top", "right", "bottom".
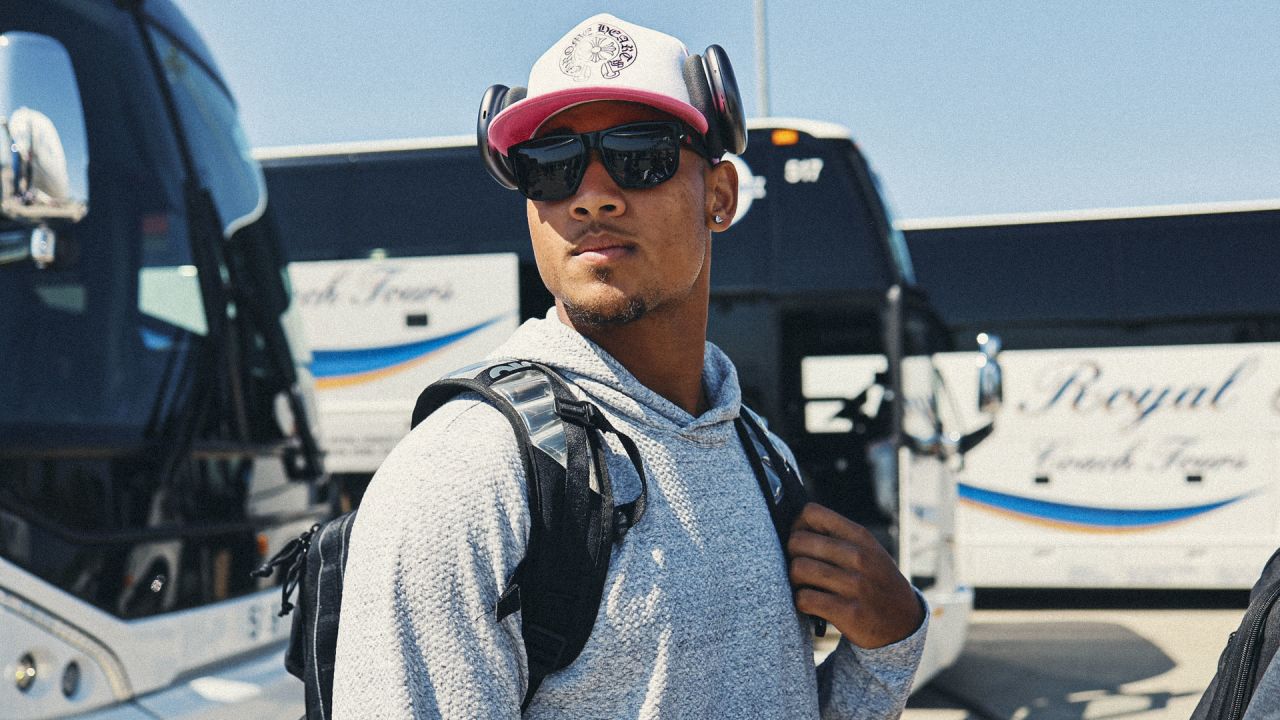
{"left": 601, "top": 124, "right": 680, "bottom": 189}
{"left": 511, "top": 136, "right": 587, "bottom": 201}
{"left": 509, "top": 123, "right": 689, "bottom": 200}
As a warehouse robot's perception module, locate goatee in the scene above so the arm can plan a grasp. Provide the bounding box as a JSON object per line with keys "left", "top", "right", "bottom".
{"left": 562, "top": 297, "right": 648, "bottom": 328}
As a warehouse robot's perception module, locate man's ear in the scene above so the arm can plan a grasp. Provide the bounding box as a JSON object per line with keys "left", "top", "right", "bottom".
{"left": 705, "top": 159, "right": 739, "bottom": 231}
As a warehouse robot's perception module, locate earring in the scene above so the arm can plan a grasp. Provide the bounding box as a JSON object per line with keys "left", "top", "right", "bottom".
{"left": 713, "top": 215, "right": 724, "bottom": 225}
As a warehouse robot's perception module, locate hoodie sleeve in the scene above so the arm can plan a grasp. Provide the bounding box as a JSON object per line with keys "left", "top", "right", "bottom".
{"left": 332, "top": 397, "right": 531, "bottom": 720}
{"left": 816, "top": 594, "right": 929, "bottom": 720}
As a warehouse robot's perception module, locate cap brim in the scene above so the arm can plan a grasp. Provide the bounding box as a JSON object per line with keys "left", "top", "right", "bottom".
{"left": 488, "top": 87, "right": 710, "bottom": 154}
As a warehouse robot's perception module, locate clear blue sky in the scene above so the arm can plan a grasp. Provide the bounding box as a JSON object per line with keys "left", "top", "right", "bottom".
{"left": 174, "top": 1, "right": 1278, "bottom": 219}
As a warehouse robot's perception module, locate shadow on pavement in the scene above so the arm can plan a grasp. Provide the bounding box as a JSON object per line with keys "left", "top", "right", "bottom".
{"left": 975, "top": 589, "right": 1250, "bottom": 611}
{"left": 908, "top": 620, "right": 1202, "bottom": 719}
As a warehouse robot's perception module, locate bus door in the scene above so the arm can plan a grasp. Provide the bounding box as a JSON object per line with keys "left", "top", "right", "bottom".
{"left": 783, "top": 300, "right": 896, "bottom": 547}
{"left": 777, "top": 288, "right": 979, "bottom": 592}
{"left": 896, "top": 292, "right": 965, "bottom": 592}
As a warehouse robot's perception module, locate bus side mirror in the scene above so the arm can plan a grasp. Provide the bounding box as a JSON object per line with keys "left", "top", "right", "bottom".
{"left": 0, "top": 32, "right": 89, "bottom": 268}
{"left": 946, "top": 333, "right": 1003, "bottom": 460}
{"left": 977, "top": 332, "right": 1003, "bottom": 414}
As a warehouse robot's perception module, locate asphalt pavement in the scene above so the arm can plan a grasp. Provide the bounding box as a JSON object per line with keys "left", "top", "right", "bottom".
{"left": 903, "top": 602, "right": 1247, "bottom": 720}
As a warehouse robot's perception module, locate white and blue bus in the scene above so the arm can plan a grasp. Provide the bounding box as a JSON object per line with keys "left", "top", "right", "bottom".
{"left": 256, "top": 119, "right": 1003, "bottom": 685}
{"left": 2, "top": 1, "right": 327, "bottom": 717}
{"left": 904, "top": 199, "right": 1280, "bottom": 589}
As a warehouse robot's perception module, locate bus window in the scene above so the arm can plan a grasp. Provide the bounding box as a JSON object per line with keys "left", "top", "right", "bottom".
{"left": 265, "top": 147, "right": 528, "bottom": 262}
{"left": 716, "top": 135, "right": 890, "bottom": 294}
{"left": 907, "top": 220, "right": 1121, "bottom": 349}
{"left": 907, "top": 207, "right": 1280, "bottom": 350}
{"left": 1114, "top": 210, "right": 1280, "bottom": 341}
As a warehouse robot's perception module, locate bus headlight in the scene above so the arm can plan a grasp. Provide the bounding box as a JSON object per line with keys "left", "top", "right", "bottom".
{"left": 14, "top": 653, "right": 36, "bottom": 692}
{"left": 1, "top": 587, "right": 130, "bottom": 715}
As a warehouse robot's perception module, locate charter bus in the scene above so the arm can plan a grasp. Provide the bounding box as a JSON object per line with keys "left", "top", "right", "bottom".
{"left": 902, "top": 199, "right": 1280, "bottom": 589}
{"left": 1, "top": 1, "right": 327, "bottom": 717}
{"left": 256, "top": 118, "right": 1003, "bottom": 685}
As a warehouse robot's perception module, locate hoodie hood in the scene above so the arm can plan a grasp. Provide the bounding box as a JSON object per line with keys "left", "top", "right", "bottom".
{"left": 490, "top": 309, "right": 741, "bottom": 437}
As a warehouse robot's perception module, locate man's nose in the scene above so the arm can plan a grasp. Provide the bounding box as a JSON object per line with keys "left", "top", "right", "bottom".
{"left": 571, "top": 153, "right": 626, "bottom": 220}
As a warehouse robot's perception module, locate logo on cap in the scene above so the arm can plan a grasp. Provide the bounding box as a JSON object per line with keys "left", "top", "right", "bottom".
{"left": 559, "top": 22, "right": 638, "bottom": 81}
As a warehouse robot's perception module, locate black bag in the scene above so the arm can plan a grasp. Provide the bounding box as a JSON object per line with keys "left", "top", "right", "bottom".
{"left": 1192, "top": 548, "right": 1280, "bottom": 720}
{"left": 254, "top": 359, "right": 808, "bottom": 719}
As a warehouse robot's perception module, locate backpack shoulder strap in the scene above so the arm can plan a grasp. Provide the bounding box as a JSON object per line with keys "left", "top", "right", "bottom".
{"left": 735, "top": 404, "right": 809, "bottom": 545}
{"left": 412, "top": 359, "right": 648, "bottom": 710}
{"left": 734, "top": 405, "right": 825, "bottom": 636}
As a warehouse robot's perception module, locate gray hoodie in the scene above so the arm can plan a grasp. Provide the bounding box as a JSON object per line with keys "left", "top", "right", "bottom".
{"left": 333, "top": 311, "right": 927, "bottom": 719}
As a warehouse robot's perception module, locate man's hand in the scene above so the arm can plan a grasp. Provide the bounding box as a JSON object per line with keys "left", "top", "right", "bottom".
{"left": 786, "top": 503, "right": 925, "bottom": 649}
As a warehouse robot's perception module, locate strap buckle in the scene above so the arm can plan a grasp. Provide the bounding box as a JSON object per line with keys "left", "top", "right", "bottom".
{"left": 495, "top": 582, "right": 522, "bottom": 621}
{"left": 553, "top": 397, "right": 600, "bottom": 427}
{"left": 612, "top": 507, "right": 632, "bottom": 541}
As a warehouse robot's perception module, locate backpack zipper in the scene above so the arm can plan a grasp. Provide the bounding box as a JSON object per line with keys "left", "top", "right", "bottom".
{"left": 1228, "top": 583, "right": 1280, "bottom": 720}
{"left": 251, "top": 523, "right": 320, "bottom": 616}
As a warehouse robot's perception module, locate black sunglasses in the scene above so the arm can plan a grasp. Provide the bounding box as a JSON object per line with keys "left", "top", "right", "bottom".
{"left": 507, "top": 121, "right": 710, "bottom": 202}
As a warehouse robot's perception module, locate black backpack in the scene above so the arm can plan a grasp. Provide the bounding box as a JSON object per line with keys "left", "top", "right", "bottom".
{"left": 253, "top": 359, "right": 809, "bottom": 719}
{"left": 1193, "top": 548, "right": 1280, "bottom": 720}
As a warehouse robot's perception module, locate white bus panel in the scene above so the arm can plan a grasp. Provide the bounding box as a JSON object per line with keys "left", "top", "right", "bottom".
{"left": 936, "top": 344, "right": 1280, "bottom": 588}
{"left": 287, "top": 254, "right": 519, "bottom": 473}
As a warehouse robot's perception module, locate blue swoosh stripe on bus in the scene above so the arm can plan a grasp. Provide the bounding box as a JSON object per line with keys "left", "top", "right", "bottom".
{"left": 310, "top": 316, "right": 506, "bottom": 378}
{"left": 957, "top": 482, "right": 1250, "bottom": 529}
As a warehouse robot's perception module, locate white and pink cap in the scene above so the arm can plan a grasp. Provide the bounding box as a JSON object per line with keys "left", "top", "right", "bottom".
{"left": 487, "top": 14, "right": 710, "bottom": 155}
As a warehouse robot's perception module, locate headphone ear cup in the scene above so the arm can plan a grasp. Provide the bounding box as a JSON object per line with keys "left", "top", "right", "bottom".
{"left": 477, "top": 84, "right": 525, "bottom": 189}
{"left": 702, "top": 45, "right": 747, "bottom": 156}
{"left": 682, "top": 54, "right": 725, "bottom": 159}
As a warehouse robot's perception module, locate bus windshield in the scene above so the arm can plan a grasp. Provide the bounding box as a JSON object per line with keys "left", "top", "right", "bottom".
{"left": 0, "top": 11, "right": 315, "bottom": 620}
{"left": 0, "top": 21, "right": 205, "bottom": 449}
{"left": 712, "top": 128, "right": 893, "bottom": 295}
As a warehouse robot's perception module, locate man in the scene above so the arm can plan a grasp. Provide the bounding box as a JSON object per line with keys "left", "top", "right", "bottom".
{"left": 334, "top": 14, "right": 926, "bottom": 719}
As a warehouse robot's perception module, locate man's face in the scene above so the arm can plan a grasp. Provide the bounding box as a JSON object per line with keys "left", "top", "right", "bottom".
{"left": 525, "top": 101, "right": 734, "bottom": 328}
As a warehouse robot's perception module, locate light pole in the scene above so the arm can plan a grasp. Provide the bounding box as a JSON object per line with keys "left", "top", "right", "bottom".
{"left": 754, "top": 0, "right": 770, "bottom": 117}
